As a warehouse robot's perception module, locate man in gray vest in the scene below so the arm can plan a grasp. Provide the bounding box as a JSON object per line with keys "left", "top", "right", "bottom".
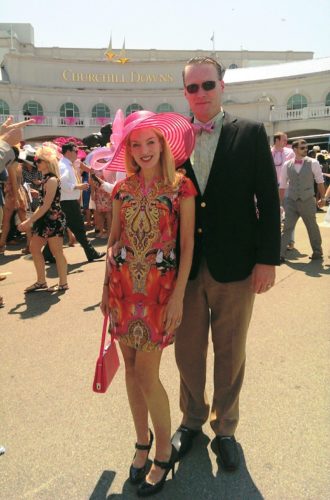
{"left": 279, "top": 139, "right": 326, "bottom": 262}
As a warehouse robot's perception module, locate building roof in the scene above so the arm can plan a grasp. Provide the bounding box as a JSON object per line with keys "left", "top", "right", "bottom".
{"left": 225, "top": 57, "right": 330, "bottom": 84}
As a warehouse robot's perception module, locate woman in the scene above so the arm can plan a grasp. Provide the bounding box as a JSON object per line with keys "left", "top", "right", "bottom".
{"left": 100, "top": 110, "right": 196, "bottom": 497}
{"left": 18, "top": 145, "right": 68, "bottom": 293}
{"left": 90, "top": 170, "right": 112, "bottom": 239}
{"left": 0, "top": 149, "right": 29, "bottom": 254}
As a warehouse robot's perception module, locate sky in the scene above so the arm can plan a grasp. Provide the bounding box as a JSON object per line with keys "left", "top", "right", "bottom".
{"left": 2, "top": 0, "right": 330, "bottom": 58}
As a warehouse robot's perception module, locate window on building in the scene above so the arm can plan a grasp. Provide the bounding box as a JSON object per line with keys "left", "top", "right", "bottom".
{"left": 156, "top": 103, "right": 174, "bottom": 113}
{"left": 60, "top": 102, "right": 80, "bottom": 117}
{"left": 126, "top": 103, "right": 143, "bottom": 116}
{"left": 229, "top": 64, "right": 238, "bottom": 69}
{"left": 92, "top": 103, "right": 111, "bottom": 118}
{"left": 0, "top": 99, "right": 10, "bottom": 115}
{"left": 287, "top": 94, "right": 308, "bottom": 110}
{"left": 23, "top": 100, "right": 44, "bottom": 116}
{"left": 325, "top": 92, "right": 330, "bottom": 106}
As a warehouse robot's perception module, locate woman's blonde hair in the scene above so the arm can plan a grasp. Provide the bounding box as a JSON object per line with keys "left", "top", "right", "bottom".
{"left": 124, "top": 128, "right": 179, "bottom": 186}
{"left": 35, "top": 145, "right": 60, "bottom": 178}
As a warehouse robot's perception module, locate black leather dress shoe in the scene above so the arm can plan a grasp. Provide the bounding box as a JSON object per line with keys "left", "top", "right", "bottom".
{"left": 216, "top": 435, "right": 239, "bottom": 471}
{"left": 171, "top": 425, "right": 200, "bottom": 459}
{"left": 88, "top": 251, "right": 106, "bottom": 262}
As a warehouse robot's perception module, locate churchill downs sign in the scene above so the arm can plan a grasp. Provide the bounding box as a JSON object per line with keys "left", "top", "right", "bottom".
{"left": 62, "top": 70, "right": 175, "bottom": 84}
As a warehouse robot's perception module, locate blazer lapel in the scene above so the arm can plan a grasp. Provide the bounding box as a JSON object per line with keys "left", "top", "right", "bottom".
{"left": 182, "top": 159, "right": 202, "bottom": 197}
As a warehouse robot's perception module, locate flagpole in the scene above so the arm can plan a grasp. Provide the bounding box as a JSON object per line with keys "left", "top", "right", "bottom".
{"left": 210, "top": 31, "right": 215, "bottom": 53}
{"left": 10, "top": 24, "right": 14, "bottom": 50}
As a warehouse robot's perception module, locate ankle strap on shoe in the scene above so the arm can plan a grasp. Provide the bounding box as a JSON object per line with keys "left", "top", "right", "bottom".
{"left": 154, "top": 458, "right": 170, "bottom": 470}
{"left": 135, "top": 442, "right": 151, "bottom": 451}
{"left": 135, "top": 428, "right": 154, "bottom": 451}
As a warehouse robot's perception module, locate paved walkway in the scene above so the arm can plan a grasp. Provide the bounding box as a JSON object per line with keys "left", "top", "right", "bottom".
{"left": 0, "top": 216, "right": 329, "bottom": 499}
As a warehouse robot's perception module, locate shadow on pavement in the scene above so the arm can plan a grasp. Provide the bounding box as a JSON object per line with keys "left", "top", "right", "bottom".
{"left": 84, "top": 302, "right": 101, "bottom": 312}
{"left": 284, "top": 259, "right": 330, "bottom": 277}
{"left": 8, "top": 290, "right": 61, "bottom": 318}
{"left": 45, "top": 261, "right": 86, "bottom": 280}
{"left": 95, "top": 434, "right": 263, "bottom": 499}
{"left": 0, "top": 253, "right": 24, "bottom": 264}
{"left": 89, "top": 470, "right": 116, "bottom": 499}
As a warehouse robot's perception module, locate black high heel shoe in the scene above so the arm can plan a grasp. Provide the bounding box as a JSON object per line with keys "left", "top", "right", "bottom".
{"left": 129, "top": 429, "right": 154, "bottom": 484}
{"left": 137, "top": 445, "right": 178, "bottom": 497}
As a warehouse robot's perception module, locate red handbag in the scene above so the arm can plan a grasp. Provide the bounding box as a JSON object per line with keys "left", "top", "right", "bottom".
{"left": 93, "top": 315, "right": 120, "bottom": 393}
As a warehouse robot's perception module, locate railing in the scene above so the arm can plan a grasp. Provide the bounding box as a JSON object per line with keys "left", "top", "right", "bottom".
{"left": 270, "top": 105, "right": 330, "bottom": 122}
{"left": 0, "top": 114, "right": 102, "bottom": 127}
{"left": 3, "top": 105, "right": 328, "bottom": 128}
{"left": 0, "top": 111, "right": 190, "bottom": 128}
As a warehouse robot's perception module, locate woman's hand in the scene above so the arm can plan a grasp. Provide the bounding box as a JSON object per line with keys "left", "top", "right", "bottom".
{"left": 18, "top": 219, "right": 32, "bottom": 232}
{"left": 108, "top": 241, "right": 120, "bottom": 266}
{"left": 163, "top": 293, "right": 183, "bottom": 332}
{"left": 100, "top": 285, "right": 109, "bottom": 316}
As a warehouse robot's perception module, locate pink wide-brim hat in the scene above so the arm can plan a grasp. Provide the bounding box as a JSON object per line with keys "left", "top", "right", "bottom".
{"left": 103, "top": 110, "right": 195, "bottom": 172}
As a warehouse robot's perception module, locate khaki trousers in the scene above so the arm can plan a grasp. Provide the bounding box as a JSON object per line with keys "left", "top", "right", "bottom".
{"left": 280, "top": 197, "right": 322, "bottom": 257}
{"left": 175, "top": 260, "right": 255, "bottom": 436}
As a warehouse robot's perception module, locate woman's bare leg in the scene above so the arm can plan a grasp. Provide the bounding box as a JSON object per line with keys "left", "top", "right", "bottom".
{"left": 29, "top": 235, "right": 47, "bottom": 283}
{"left": 135, "top": 349, "right": 172, "bottom": 484}
{"left": 0, "top": 205, "right": 14, "bottom": 248}
{"left": 120, "top": 343, "right": 150, "bottom": 468}
{"left": 48, "top": 236, "right": 67, "bottom": 286}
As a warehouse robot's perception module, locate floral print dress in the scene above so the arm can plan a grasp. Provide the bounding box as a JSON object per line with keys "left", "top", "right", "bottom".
{"left": 32, "top": 173, "right": 66, "bottom": 239}
{"left": 108, "top": 172, "right": 197, "bottom": 351}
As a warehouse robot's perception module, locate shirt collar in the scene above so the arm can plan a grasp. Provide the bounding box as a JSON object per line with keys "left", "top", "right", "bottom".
{"left": 194, "top": 109, "right": 224, "bottom": 130}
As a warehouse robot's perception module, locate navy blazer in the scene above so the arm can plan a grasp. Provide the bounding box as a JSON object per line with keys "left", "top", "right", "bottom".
{"left": 180, "top": 112, "right": 281, "bottom": 283}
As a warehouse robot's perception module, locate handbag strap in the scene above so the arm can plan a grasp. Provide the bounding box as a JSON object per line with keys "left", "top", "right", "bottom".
{"left": 99, "top": 315, "right": 109, "bottom": 356}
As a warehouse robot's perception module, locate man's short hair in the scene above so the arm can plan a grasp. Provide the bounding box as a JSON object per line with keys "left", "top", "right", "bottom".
{"left": 182, "top": 56, "right": 226, "bottom": 83}
{"left": 274, "top": 131, "right": 285, "bottom": 143}
{"left": 292, "top": 139, "right": 307, "bottom": 150}
{"left": 62, "top": 142, "right": 77, "bottom": 154}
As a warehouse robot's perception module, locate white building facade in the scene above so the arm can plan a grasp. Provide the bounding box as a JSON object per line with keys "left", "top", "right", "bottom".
{"left": 0, "top": 23, "right": 329, "bottom": 145}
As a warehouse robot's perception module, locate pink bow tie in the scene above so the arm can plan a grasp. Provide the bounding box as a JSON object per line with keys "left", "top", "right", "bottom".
{"left": 295, "top": 159, "right": 303, "bottom": 165}
{"left": 193, "top": 122, "right": 215, "bottom": 134}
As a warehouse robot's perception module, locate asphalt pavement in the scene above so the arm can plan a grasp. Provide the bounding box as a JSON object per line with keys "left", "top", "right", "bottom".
{"left": 0, "top": 216, "right": 329, "bottom": 500}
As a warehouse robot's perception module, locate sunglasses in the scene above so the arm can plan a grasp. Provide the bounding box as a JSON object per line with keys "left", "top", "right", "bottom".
{"left": 298, "top": 146, "right": 308, "bottom": 150}
{"left": 35, "top": 158, "right": 43, "bottom": 164}
{"left": 185, "top": 80, "right": 217, "bottom": 94}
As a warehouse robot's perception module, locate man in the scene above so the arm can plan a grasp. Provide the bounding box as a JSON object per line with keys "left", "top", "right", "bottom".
{"left": 279, "top": 139, "right": 325, "bottom": 262}
{"left": 271, "top": 131, "right": 295, "bottom": 184}
{"left": 172, "top": 56, "right": 280, "bottom": 471}
{"left": 272, "top": 132, "right": 296, "bottom": 249}
{"left": 58, "top": 142, "right": 105, "bottom": 262}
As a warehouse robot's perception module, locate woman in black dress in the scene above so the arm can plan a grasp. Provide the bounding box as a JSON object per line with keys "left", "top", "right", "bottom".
{"left": 18, "top": 145, "right": 68, "bottom": 292}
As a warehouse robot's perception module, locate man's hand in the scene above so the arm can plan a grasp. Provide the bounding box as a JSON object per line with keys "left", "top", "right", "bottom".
{"left": 79, "top": 161, "right": 91, "bottom": 173}
{"left": 30, "top": 189, "right": 39, "bottom": 198}
{"left": 0, "top": 116, "right": 35, "bottom": 147}
{"left": 76, "top": 183, "right": 89, "bottom": 191}
{"left": 251, "top": 264, "right": 276, "bottom": 294}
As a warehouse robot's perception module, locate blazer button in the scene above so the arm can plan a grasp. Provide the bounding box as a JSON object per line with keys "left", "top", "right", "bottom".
{"left": 201, "top": 202, "right": 206, "bottom": 208}
{"left": 197, "top": 228, "right": 203, "bottom": 234}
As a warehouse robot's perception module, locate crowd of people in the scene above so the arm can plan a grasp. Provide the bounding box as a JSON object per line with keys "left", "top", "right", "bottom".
{"left": 0, "top": 127, "right": 110, "bottom": 305}
{"left": 1, "top": 55, "right": 330, "bottom": 496}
